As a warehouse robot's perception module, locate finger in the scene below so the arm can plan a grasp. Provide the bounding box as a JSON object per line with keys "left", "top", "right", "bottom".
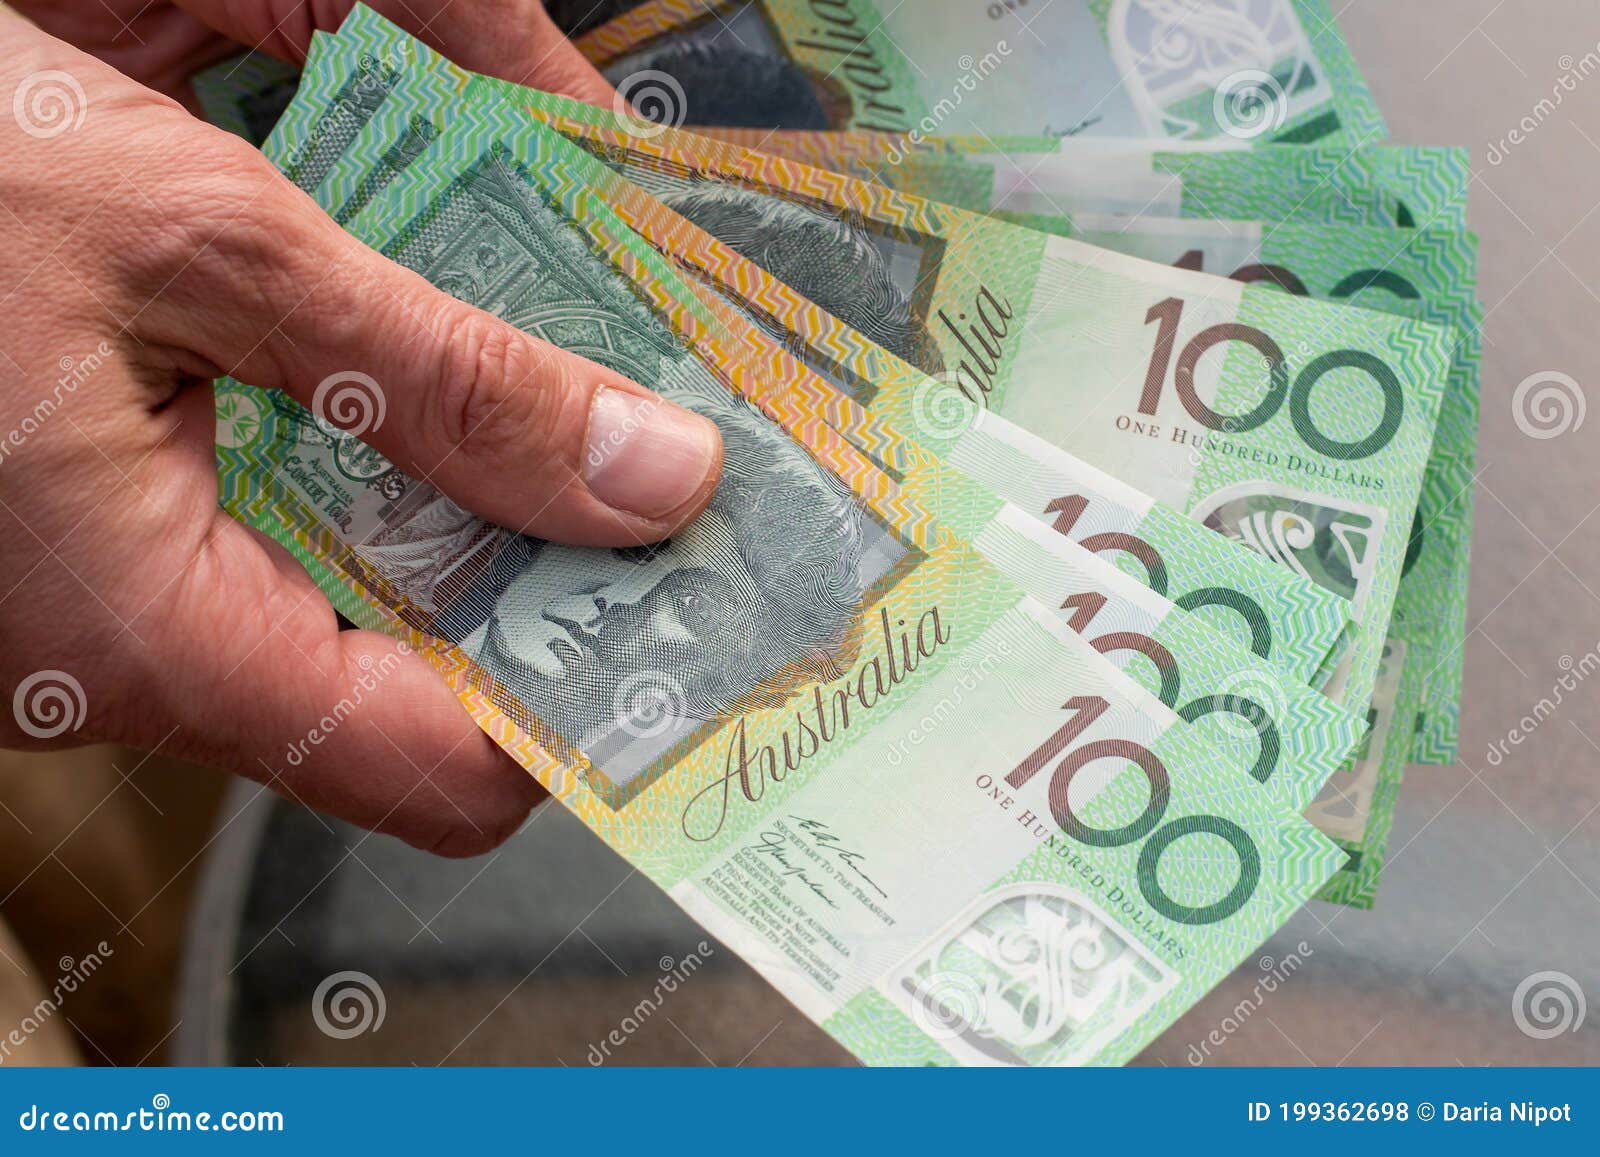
{"left": 148, "top": 506, "right": 545, "bottom": 858}
{"left": 174, "top": 0, "right": 617, "bottom": 104}
{"left": 132, "top": 133, "right": 722, "bottom": 547}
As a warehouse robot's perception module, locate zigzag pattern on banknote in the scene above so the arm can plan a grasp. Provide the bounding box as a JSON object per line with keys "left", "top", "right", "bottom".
{"left": 214, "top": 382, "right": 581, "bottom": 793}
{"left": 1404, "top": 227, "right": 1480, "bottom": 765}
{"left": 1375, "top": 146, "right": 1472, "bottom": 228}
{"left": 1278, "top": 823, "right": 1354, "bottom": 894}
{"left": 522, "top": 149, "right": 949, "bottom": 551}
{"left": 1317, "top": 844, "right": 1378, "bottom": 910}
{"left": 554, "top": 121, "right": 1364, "bottom": 701}
{"left": 1151, "top": 147, "right": 1467, "bottom": 228}
{"left": 1257, "top": 566, "right": 1354, "bottom": 676}
{"left": 574, "top": 0, "right": 710, "bottom": 62}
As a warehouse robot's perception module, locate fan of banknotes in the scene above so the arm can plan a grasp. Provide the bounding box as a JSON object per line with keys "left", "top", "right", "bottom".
{"left": 194, "top": 2, "right": 1480, "bottom": 1066}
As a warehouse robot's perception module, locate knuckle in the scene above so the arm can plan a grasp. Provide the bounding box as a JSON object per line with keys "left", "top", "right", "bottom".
{"left": 432, "top": 312, "right": 565, "bottom": 457}
{"left": 122, "top": 132, "right": 304, "bottom": 308}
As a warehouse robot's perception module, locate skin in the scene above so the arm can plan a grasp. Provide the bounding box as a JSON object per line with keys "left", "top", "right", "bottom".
{"left": 0, "top": 2, "right": 725, "bottom": 856}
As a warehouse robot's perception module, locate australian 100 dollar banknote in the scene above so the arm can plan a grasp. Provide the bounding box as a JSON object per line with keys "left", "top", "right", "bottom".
{"left": 289, "top": 29, "right": 1368, "bottom": 821}
{"left": 322, "top": 46, "right": 1369, "bottom": 819}
{"left": 215, "top": 45, "right": 1347, "bottom": 1065}
{"left": 703, "top": 133, "right": 1471, "bottom": 230}
{"left": 202, "top": 16, "right": 1359, "bottom": 702}
{"left": 571, "top": 0, "right": 1384, "bottom": 144}
{"left": 504, "top": 98, "right": 1455, "bottom": 725}
{"left": 994, "top": 214, "right": 1479, "bottom": 770}
{"left": 691, "top": 130, "right": 1480, "bottom": 769}
{"left": 302, "top": 10, "right": 1367, "bottom": 818}
{"left": 915, "top": 202, "right": 1477, "bottom": 771}
{"left": 482, "top": 92, "right": 1453, "bottom": 906}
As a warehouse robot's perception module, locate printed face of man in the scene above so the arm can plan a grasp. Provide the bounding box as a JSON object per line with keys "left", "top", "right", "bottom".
{"left": 660, "top": 185, "right": 945, "bottom": 374}
{"left": 467, "top": 507, "right": 768, "bottom": 755}
{"left": 460, "top": 370, "right": 886, "bottom": 777}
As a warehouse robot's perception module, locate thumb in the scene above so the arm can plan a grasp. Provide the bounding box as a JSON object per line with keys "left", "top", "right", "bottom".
{"left": 138, "top": 139, "right": 723, "bottom": 546}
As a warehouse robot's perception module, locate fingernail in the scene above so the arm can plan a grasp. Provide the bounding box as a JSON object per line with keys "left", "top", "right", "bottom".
{"left": 583, "top": 387, "right": 721, "bottom": 519}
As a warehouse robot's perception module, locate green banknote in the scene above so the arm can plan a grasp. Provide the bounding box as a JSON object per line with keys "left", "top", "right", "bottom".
{"left": 725, "top": 133, "right": 1479, "bottom": 768}
{"left": 868, "top": 153, "right": 1480, "bottom": 768}
{"left": 711, "top": 134, "right": 1470, "bottom": 232}
{"left": 294, "top": 24, "right": 1369, "bottom": 821}
{"left": 485, "top": 93, "right": 1459, "bottom": 906}
{"left": 217, "top": 37, "right": 1347, "bottom": 1064}
{"left": 509, "top": 99, "right": 1454, "bottom": 724}
{"left": 572, "top": 0, "right": 1384, "bottom": 144}
{"left": 1000, "top": 215, "right": 1479, "bottom": 769}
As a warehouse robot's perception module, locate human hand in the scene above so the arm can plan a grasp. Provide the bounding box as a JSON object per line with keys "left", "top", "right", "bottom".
{"left": 11, "top": 0, "right": 615, "bottom": 108}
{"left": 0, "top": 6, "right": 723, "bottom": 855}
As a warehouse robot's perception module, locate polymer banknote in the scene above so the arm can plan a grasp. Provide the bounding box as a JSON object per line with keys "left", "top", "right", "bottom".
{"left": 503, "top": 99, "right": 1455, "bottom": 729}
{"left": 682, "top": 131, "right": 1481, "bottom": 768}
{"left": 473, "top": 91, "right": 1458, "bottom": 905}
{"left": 214, "top": 31, "right": 1349, "bottom": 1064}
{"left": 296, "top": 34, "right": 1370, "bottom": 820}
{"left": 571, "top": 0, "right": 1384, "bottom": 144}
